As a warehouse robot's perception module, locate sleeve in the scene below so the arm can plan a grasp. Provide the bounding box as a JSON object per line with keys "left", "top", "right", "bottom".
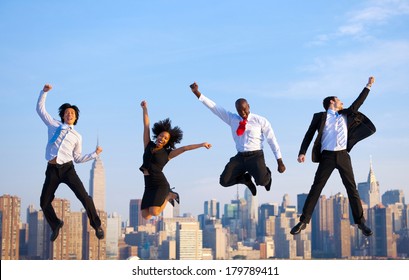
{"left": 72, "top": 133, "right": 97, "bottom": 163}
{"left": 198, "top": 94, "right": 236, "bottom": 125}
{"left": 262, "top": 118, "right": 282, "bottom": 160}
{"left": 36, "top": 90, "right": 60, "bottom": 127}
{"left": 298, "top": 113, "right": 321, "bottom": 156}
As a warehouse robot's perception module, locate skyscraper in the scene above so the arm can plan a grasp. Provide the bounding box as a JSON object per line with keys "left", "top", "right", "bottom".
{"left": 129, "top": 199, "right": 146, "bottom": 229}
{"left": 89, "top": 152, "right": 106, "bottom": 211}
{"left": 176, "top": 221, "right": 203, "bottom": 260}
{"left": 0, "top": 195, "right": 21, "bottom": 260}
{"left": 358, "top": 159, "right": 381, "bottom": 208}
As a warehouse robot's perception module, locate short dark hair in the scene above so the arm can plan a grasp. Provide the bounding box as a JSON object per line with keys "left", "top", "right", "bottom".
{"left": 152, "top": 118, "right": 183, "bottom": 150}
{"left": 59, "top": 103, "right": 80, "bottom": 125}
{"left": 323, "top": 96, "right": 336, "bottom": 110}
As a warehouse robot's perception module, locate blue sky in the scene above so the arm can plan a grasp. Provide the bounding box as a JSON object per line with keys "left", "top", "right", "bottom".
{"left": 1, "top": 0, "right": 408, "bottom": 222}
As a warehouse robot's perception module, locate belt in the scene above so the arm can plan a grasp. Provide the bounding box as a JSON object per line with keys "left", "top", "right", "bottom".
{"left": 238, "top": 150, "right": 262, "bottom": 157}
{"left": 48, "top": 160, "right": 73, "bottom": 168}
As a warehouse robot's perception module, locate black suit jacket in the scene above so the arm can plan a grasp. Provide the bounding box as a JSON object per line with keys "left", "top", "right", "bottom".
{"left": 298, "top": 87, "right": 376, "bottom": 163}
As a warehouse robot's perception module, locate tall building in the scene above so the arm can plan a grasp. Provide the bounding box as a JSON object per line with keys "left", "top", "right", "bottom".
{"left": 244, "top": 188, "right": 258, "bottom": 241}
{"left": 358, "top": 159, "right": 381, "bottom": 208}
{"left": 106, "top": 212, "right": 122, "bottom": 259}
{"left": 382, "top": 189, "right": 405, "bottom": 206}
{"left": 204, "top": 199, "right": 220, "bottom": 219}
{"left": 82, "top": 210, "right": 107, "bottom": 260}
{"left": 89, "top": 151, "right": 106, "bottom": 211}
{"left": 49, "top": 198, "right": 70, "bottom": 260}
{"left": 202, "top": 219, "right": 229, "bottom": 259}
{"left": 258, "top": 203, "right": 278, "bottom": 237}
{"left": 26, "top": 205, "right": 46, "bottom": 260}
{"left": 0, "top": 195, "right": 21, "bottom": 260}
{"left": 129, "top": 199, "right": 146, "bottom": 229}
{"left": 369, "top": 205, "right": 397, "bottom": 258}
{"left": 176, "top": 221, "right": 202, "bottom": 260}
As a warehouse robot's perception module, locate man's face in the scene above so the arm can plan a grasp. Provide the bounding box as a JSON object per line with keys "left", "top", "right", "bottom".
{"left": 235, "top": 100, "right": 250, "bottom": 119}
{"left": 63, "top": 108, "right": 77, "bottom": 125}
{"left": 332, "top": 97, "right": 344, "bottom": 111}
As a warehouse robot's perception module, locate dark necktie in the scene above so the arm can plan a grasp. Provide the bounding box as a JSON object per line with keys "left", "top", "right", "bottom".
{"left": 236, "top": 118, "right": 247, "bottom": 136}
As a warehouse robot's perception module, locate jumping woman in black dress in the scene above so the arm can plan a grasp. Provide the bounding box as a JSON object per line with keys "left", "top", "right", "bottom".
{"left": 140, "top": 100, "right": 212, "bottom": 220}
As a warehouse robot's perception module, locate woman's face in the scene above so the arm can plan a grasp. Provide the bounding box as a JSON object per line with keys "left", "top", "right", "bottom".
{"left": 155, "top": 131, "right": 170, "bottom": 148}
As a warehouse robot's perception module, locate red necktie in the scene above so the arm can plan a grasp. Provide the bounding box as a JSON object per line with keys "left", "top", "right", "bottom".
{"left": 236, "top": 118, "right": 247, "bottom": 136}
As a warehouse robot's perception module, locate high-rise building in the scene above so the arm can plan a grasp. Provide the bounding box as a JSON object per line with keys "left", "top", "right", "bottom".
{"left": 106, "top": 212, "right": 122, "bottom": 259}
{"left": 0, "top": 195, "right": 21, "bottom": 260}
{"left": 358, "top": 159, "right": 381, "bottom": 208}
{"left": 89, "top": 152, "right": 106, "bottom": 211}
{"left": 82, "top": 210, "right": 107, "bottom": 260}
{"left": 176, "top": 221, "right": 202, "bottom": 260}
{"left": 369, "top": 205, "right": 397, "bottom": 258}
{"left": 202, "top": 219, "right": 229, "bottom": 259}
{"left": 26, "top": 205, "right": 46, "bottom": 260}
{"left": 129, "top": 199, "right": 146, "bottom": 229}
{"left": 244, "top": 188, "right": 258, "bottom": 241}
{"left": 204, "top": 199, "right": 220, "bottom": 219}
{"left": 382, "top": 189, "right": 405, "bottom": 206}
{"left": 50, "top": 198, "right": 70, "bottom": 260}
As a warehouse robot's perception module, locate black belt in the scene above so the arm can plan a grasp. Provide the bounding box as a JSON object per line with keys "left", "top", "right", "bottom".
{"left": 48, "top": 161, "right": 73, "bottom": 168}
{"left": 238, "top": 150, "right": 262, "bottom": 157}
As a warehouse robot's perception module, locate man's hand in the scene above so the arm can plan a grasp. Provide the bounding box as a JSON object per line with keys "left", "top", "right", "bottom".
{"left": 43, "top": 84, "right": 52, "bottom": 92}
{"left": 298, "top": 154, "right": 306, "bottom": 163}
{"left": 277, "top": 158, "right": 286, "bottom": 173}
{"left": 141, "top": 100, "right": 148, "bottom": 109}
{"left": 96, "top": 146, "right": 103, "bottom": 155}
{"left": 190, "top": 82, "right": 201, "bottom": 98}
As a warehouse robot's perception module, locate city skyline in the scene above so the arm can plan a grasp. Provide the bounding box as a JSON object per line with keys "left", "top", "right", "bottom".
{"left": 1, "top": 0, "right": 409, "bottom": 222}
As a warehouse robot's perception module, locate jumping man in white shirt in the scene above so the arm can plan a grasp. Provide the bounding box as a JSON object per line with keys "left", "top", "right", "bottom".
{"left": 36, "top": 84, "right": 104, "bottom": 242}
{"left": 190, "top": 82, "right": 286, "bottom": 196}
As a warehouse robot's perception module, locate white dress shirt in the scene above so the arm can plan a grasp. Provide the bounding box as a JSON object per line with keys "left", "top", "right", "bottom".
{"left": 321, "top": 109, "right": 348, "bottom": 152}
{"left": 199, "top": 94, "right": 282, "bottom": 159}
{"left": 36, "top": 90, "right": 97, "bottom": 164}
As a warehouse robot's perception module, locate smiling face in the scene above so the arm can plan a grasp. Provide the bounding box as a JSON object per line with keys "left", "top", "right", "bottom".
{"left": 63, "top": 108, "right": 77, "bottom": 125}
{"left": 235, "top": 99, "right": 250, "bottom": 119}
{"left": 155, "top": 131, "right": 171, "bottom": 148}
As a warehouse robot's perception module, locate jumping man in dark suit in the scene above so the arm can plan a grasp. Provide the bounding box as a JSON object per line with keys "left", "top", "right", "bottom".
{"left": 291, "top": 76, "right": 376, "bottom": 237}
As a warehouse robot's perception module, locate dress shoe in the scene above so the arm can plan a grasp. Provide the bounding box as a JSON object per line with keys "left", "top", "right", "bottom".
{"left": 243, "top": 173, "right": 257, "bottom": 196}
{"left": 290, "top": 221, "right": 307, "bottom": 235}
{"left": 264, "top": 168, "right": 272, "bottom": 191}
{"left": 358, "top": 223, "right": 373, "bottom": 237}
{"left": 95, "top": 227, "right": 104, "bottom": 240}
{"left": 50, "top": 220, "right": 64, "bottom": 242}
{"left": 168, "top": 188, "right": 180, "bottom": 207}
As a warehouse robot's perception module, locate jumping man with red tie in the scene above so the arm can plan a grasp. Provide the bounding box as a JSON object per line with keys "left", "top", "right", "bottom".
{"left": 190, "top": 82, "right": 286, "bottom": 196}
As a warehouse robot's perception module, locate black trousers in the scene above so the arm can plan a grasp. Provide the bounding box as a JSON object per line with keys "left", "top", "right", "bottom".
{"left": 300, "top": 150, "right": 365, "bottom": 224}
{"left": 40, "top": 161, "right": 101, "bottom": 231}
{"left": 219, "top": 150, "right": 271, "bottom": 187}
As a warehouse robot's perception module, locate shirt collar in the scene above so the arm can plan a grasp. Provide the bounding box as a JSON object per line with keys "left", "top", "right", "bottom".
{"left": 327, "top": 109, "right": 338, "bottom": 116}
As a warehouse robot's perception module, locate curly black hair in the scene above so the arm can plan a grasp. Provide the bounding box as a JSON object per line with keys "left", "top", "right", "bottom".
{"left": 152, "top": 118, "right": 183, "bottom": 149}
{"left": 59, "top": 103, "right": 80, "bottom": 125}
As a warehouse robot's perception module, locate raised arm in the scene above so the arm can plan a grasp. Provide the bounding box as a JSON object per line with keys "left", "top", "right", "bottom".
{"left": 141, "top": 100, "right": 151, "bottom": 148}
{"left": 36, "top": 84, "right": 59, "bottom": 126}
{"left": 168, "top": 142, "right": 212, "bottom": 160}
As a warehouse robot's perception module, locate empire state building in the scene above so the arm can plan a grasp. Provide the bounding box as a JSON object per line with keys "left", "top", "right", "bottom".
{"left": 89, "top": 152, "right": 106, "bottom": 211}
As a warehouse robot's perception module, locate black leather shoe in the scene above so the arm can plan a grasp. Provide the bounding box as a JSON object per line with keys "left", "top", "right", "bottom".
{"left": 264, "top": 168, "right": 272, "bottom": 191}
{"left": 50, "top": 220, "right": 64, "bottom": 242}
{"left": 243, "top": 173, "right": 257, "bottom": 196}
{"left": 290, "top": 222, "right": 307, "bottom": 235}
{"left": 95, "top": 227, "right": 104, "bottom": 240}
{"left": 358, "top": 223, "right": 373, "bottom": 237}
